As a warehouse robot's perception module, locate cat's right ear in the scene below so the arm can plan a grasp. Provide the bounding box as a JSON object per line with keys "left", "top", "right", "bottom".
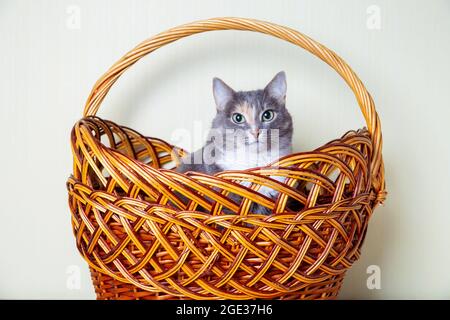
{"left": 213, "top": 78, "right": 235, "bottom": 111}
{"left": 264, "top": 71, "right": 287, "bottom": 105}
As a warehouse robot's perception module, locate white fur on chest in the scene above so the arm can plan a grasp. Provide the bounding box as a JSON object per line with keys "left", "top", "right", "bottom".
{"left": 216, "top": 146, "right": 290, "bottom": 201}
{"left": 216, "top": 146, "right": 282, "bottom": 171}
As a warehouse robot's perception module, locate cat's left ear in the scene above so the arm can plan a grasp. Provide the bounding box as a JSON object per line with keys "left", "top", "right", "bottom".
{"left": 264, "top": 71, "right": 287, "bottom": 105}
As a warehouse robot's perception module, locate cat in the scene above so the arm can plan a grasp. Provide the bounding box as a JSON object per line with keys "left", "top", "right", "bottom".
{"left": 176, "top": 71, "right": 293, "bottom": 215}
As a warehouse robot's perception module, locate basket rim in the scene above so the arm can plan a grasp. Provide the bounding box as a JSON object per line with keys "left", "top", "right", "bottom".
{"left": 68, "top": 116, "right": 379, "bottom": 219}
{"left": 73, "top": 115, "right": 373, "bottom": 179}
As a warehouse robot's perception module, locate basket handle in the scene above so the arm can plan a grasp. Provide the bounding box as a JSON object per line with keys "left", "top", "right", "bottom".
{"left": 83, "top": 17, "right": 385, "bottom": 201}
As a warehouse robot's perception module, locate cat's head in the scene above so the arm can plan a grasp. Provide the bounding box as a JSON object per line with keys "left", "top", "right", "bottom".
{"left": 210, "top": 71, "right": 293, "bottom": 154}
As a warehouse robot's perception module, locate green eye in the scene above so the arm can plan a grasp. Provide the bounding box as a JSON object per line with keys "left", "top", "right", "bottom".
{"left": 262, "top": 110, "right": 275, "bottom": 122}
{"left": 232, "top": 113, "right": 245, "bottom": 124}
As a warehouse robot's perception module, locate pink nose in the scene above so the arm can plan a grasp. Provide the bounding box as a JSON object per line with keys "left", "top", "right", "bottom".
{"left": 251, "top": 129, "right": 260, "bottom": 139}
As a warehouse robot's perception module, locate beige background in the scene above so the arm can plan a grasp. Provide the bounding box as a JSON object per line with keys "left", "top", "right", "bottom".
{"left": 1, "top": 0, "right": 449, "bottom": 299}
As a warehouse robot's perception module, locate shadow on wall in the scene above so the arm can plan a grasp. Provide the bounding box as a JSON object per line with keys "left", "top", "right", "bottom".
{"left": 339, "top": 159, "right": 400, "bottom": 299}
{"left": 339, "top": 203, "right": 392, "bottom": 299}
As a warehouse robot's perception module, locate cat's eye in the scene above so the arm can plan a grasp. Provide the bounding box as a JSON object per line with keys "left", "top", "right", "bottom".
{"left": 262, "top": 110, "right": 275, "bottom": 122}
{"left": 231, "top": 113, "right": 245, "bottom": 124}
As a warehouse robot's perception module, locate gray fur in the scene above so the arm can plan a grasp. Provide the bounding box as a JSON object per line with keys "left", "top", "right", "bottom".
{"left": 176, "top": 71, "right": 293, "bottom": 215}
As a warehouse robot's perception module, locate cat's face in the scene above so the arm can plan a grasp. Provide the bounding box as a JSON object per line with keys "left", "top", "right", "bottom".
{"left": 210, "top": 71, "right": 293, "bottom": 155}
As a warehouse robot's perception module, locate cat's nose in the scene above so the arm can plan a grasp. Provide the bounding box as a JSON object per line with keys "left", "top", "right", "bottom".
{"left": 250, "top": 129, "right": 260, "bottom": 139}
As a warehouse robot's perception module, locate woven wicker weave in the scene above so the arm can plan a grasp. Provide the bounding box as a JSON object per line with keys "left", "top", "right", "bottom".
{"left": 67, "top": 17, "right": 386, "bottom": 300}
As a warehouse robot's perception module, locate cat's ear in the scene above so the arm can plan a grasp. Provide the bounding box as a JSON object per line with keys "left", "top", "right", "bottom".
{"left": 264, "top": 71, "right": 286, "bottom": 104}
{"left": 213, "top": 77, "right": 235, "bottom": 111}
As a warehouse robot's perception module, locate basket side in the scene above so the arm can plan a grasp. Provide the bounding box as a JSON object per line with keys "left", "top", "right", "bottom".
{"left": 90, "top": 268, "right": 344, "bottom": 300}
{"left": 67, "top": 117, "right": 376, "bottom": 300}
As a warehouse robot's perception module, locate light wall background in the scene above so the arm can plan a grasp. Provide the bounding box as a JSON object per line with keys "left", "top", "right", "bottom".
{"left": 1, "top": 0, "right": 449, "bottom": 299}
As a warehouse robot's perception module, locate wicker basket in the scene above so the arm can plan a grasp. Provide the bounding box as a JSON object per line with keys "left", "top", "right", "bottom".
{"left": 67, "top": 17, "right": 386, "bottom": 300}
